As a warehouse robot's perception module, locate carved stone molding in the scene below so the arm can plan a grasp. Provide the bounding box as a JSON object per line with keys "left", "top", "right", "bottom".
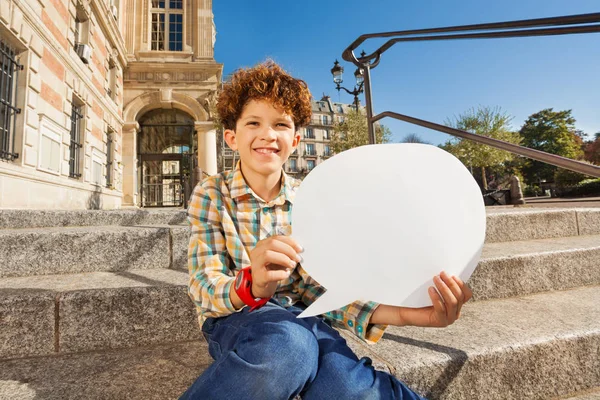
{"left": 124, "top": 70, "right": 211, "bottom": 83}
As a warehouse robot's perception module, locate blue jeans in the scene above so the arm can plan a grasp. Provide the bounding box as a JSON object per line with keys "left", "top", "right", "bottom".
{"left": 180, "top": 300, "right": 426, "bottom": 400}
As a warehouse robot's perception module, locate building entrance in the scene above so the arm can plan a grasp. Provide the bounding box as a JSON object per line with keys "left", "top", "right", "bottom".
{"left": 138, "top": 109, "right": 195, "bottom": 207}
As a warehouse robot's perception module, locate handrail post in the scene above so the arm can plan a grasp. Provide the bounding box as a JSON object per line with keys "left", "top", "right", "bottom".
{"left": 362, "top": 63, "right": 376, "bottom": 145}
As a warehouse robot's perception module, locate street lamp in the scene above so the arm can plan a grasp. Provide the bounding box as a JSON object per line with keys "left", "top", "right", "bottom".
{"left": 330, "top": 57, "right": 364, "bottom": 111}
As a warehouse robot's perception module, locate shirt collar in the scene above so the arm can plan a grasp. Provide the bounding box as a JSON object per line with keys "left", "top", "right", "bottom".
{"left": 229, "top": 161, "right": 295, "bottom": 206}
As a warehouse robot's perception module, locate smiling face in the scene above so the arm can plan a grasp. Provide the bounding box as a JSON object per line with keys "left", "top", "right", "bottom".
{"left": 224, "top": 99, "right": 301, "bottom": 190}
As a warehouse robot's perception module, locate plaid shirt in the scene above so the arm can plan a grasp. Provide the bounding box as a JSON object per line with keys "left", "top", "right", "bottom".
{"left": 187, "top": 164, "right": 387, "bottom": 343}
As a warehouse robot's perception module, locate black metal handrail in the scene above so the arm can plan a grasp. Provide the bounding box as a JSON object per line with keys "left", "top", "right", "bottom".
{"left": 340, "top": 13, "right": 600, "bottom": 178}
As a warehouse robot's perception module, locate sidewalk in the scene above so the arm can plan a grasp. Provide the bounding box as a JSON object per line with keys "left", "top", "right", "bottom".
{"left": 486, "top": 196, "right": 600, "bottom": 210}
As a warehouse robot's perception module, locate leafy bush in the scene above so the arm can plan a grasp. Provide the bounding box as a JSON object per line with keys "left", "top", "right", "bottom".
{"left": 555, "top": 178, "right": 600, "bottom": 197}
{"left": 554, "top": 168, "right": 589, "bottom": 188}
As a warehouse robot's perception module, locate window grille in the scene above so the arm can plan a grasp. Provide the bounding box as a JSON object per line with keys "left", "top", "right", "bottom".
{"left": 69, "top": 104, "right": 83, "bottom": 178}
{"left": 0, "top": 40, "right": 22, "bottom": 161}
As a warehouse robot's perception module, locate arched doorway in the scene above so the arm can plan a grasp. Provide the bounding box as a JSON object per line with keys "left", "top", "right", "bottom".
{"left": 138, "top": 109, "right": 195, "bottom": 207}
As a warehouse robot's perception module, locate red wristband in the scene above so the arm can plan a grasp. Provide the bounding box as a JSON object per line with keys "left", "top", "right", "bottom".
{"left": 234, "top": 266, "right": 270, "bottom": 311}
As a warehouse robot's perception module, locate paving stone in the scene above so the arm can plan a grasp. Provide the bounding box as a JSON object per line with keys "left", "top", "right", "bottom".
{"left": 471, "top": 234, "right": 600, "bottom": 300}
{"left": 0, "top": 290, "right": 55, "bottom": 359}
{"left": 0, "top": 341, "right": 211, "bottom": 400}
{"left": 0, "top": 226, "right": 171, "bottom": 277}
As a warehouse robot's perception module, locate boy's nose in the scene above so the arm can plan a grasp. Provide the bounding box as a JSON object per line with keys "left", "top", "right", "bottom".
{"left": 259, "top": 127, "right": 277, "bottom": 141}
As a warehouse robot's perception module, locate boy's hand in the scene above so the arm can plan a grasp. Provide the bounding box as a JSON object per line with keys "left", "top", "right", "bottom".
{"left": 371, "top": 271, "right": 473, "bottom": 327}
{"left": 249, "top": 236, "right": 302, "bottom": 299}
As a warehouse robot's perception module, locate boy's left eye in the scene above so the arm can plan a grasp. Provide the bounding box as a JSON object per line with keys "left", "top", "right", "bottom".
{"left": 277, "top": 123, "right": 291, "bottom": 128}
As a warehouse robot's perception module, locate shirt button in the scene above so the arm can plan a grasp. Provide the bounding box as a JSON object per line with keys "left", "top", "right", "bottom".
{"left": 347, "top": 320, "right": 354, "bottom": 328}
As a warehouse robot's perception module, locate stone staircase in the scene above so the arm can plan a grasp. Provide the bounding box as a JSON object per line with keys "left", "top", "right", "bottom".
{"left": 0, "top": 208, "right": 599, "bottom": 399}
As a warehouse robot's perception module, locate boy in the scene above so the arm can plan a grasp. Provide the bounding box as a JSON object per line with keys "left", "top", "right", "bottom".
{"left": 182, "top": 61, "right": 472, "bottom": 399}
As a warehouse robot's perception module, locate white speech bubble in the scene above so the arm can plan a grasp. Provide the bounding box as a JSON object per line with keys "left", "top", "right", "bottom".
{"left": 291, "top": 143, "right": 486, "bottom": 318}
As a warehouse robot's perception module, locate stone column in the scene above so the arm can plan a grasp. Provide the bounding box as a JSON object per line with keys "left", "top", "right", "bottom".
{"left": 122, "top": 122, "right": 140, "bottom": 206}
{"left": 510, "top": 175, "right": 526, "bottom": 205}
{"left": 195, "top": 121, "right": 217, "bottom": 176}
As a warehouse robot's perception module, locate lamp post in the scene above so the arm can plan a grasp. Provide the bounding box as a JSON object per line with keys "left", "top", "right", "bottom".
{"left": 330, "top": 58, "right": 364, "bottom": 112}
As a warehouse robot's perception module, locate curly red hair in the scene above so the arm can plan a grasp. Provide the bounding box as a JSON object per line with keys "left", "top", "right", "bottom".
{"left": 216, "top": 60, "right": 312, "bottom": 131}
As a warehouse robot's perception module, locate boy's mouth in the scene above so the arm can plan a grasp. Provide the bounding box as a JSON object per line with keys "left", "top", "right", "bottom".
{"left": 254, "top": 148, "right": 280, "bottom": 154}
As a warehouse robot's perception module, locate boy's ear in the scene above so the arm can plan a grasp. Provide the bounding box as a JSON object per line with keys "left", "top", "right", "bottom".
{"left": 223, "top": 129, "right": 238, "bottom": 151}
{"left": 292, "top": 131, "right": 301, "bottom": 148}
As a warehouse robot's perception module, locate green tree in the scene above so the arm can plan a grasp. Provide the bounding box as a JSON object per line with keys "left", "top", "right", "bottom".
{"left": 330, "top": 111, "right": 392, "bottom": 154}
{"left": 583, "top": 132, "right": 600, "bottom": 165}
{"left": 519, "top": 108, "right": 584, "bottom": 184}
{"left": 400, "top": 133, "right": 431, "bottom": 144}
{"left": 440, "top": 106, "right": 521, "bottom": 190}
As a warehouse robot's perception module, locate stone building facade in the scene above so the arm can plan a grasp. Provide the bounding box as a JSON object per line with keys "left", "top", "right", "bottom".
{"left": 0, "top": 0, "right": 221, "bottom": 209}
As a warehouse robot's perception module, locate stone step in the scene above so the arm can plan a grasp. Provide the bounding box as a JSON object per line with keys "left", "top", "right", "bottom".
{"left": 0, "top": 225, "right": 190, "bottom": 278}
{"left": 485, "top": 207, "right": 600, "bottom": 243}
{"left": 0, "top": 341, "right": 210, "bottom": 400}
{"left": 1, "top": 286, "right": 599, "bottom": 400}
{"left": 1, "top": 208, "right": 598, "bottom": 242}
{"left": 342, "top": 285, "right": 600, "bottom": 400}
{"left": 1, "top": 220, "right": 597, "bottom": 301}
{"left": 0, "top": 208, "right": 187, "bottom": 229}
{"left": 0, "top": 269, "right": 199, "bottom": 359}
{"left": 471, "top": 234, "right": 600, "bottom": 300}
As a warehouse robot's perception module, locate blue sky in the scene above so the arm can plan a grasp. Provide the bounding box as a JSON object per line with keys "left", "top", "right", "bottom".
{"left": 212, "top": 1, "right": 599, "bottom": 145}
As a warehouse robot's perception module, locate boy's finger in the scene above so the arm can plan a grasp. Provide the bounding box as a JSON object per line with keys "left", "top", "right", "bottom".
{"left": 272, "top": 235, "right": 303, "bottom": 254}
{"left": 440, "top": 271, "right": 464, "bottom": 317}
{"left": 263, "top": 250, "right": 298, "bottom": 271}
{"left": 428, "top": 287, "right": 447, "bottom": 326}
{"left": 263, "top": 239, "right": 302, "bottom": 264}
{"left": 434, "top": 275, "right": 458, "bottom": 323}
{"left": 264, "top": 267, "right": 293, "bottom": 283}
{"left": 453, "top": 276, "right": 473, "bottom": 303}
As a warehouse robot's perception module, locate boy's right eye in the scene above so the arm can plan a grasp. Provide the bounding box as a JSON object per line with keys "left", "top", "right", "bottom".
{"left": 246, "top": 121, "right": 259, "bottom": 126}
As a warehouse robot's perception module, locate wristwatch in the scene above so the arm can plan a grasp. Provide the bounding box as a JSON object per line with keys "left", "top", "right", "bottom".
{"left": 234, "top": 266, "right": 270, "bottom": 311}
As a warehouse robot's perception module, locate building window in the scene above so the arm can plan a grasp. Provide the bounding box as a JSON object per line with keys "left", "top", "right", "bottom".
{"left": 337, "top": 105, "right": 344, "bottom": 113}
{"left": 322, "top": 115, "right": 329, "bottom": 125}
{"left": 151, "top": 0, "right": 183, "bottom": 51}
{"left": 305, "top": 143, "right": 316, "bottom": 156}
{"left": 0, "top": 39, "right": 22, "bottom": 161}
{"left": 305, "top": 128, "right": 314, "bottom": 139}
{"left": 307, "top": 160, "right": 315, "bottom": 170}
{"left": 106, "top": 130, "right": 114, "bottom": 187}
{"left": 323, "top": 129, "right": 330, "bottom": 140}
{"left": 324, "top": 145, "right": 331, "bottom": 157}
{"left": 74, "top": 5, "right": 90, "bottom": 49}
{"left": 289, "top": 158, "right": 297, "bottom": 172}
{"left": 69, "top": 102, "right": 83, "bottom": 178}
